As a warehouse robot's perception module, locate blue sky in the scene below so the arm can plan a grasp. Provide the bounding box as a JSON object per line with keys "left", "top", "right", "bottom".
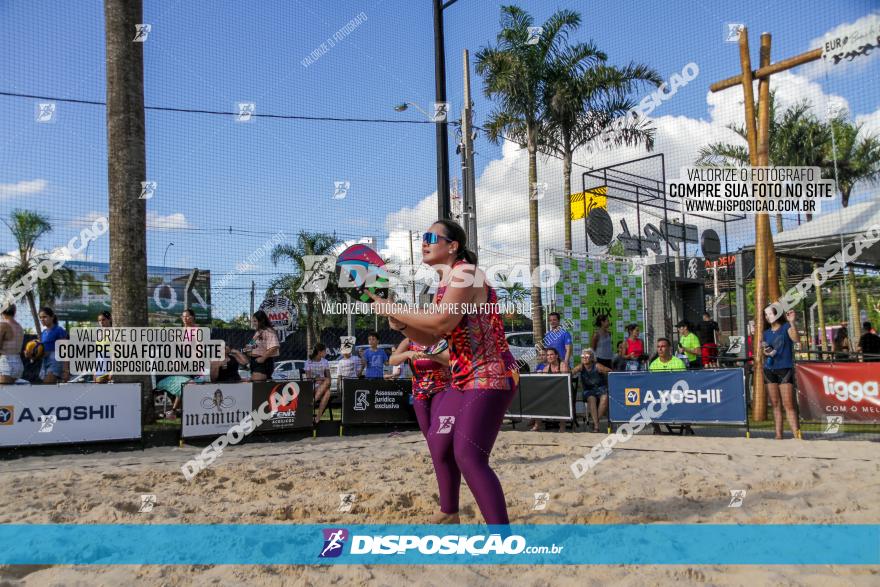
{"left": 1, "top": 0, "right": 878, "bottom": 322}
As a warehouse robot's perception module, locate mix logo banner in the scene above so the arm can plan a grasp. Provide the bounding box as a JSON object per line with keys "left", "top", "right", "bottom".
{"left": 258, "top": 295, "right": 297, "bottom": 342}
{"left": 54, "top": 261, "right": 212, "bottom": 325}
{"left": 609, "top": 369, "right": 746, "bottom": 424}
{"left": 553, "top": 255, "right": 644, "bottom": 358}
{"left": 0, "top": 524, "right": 875, "bottom": 565}
{"left": 251, "top": 381, "right": 314, "bottom": 432}
{"left": 506, "top": 374, "right": 572, "bottom": 420}
{"left": 795, "top": 362, "right": 880, "bottom": 423}
{"left": 0, "top": 383, "right": 141, "bottom": 447}
{"left": 341, "top": 379, "right": 416, "bottom": 426}
{"left": 181, "top": 382, "right": 253, "bottom": 438}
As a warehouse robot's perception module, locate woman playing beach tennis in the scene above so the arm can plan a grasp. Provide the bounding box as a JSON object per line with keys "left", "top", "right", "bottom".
{"left": 369, "top": 219, "right": 519, "bottom": 525}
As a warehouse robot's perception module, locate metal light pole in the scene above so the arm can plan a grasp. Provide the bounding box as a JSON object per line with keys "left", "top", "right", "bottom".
{"left": 162, "top": 242, "right": 174, "bottom": 267}
{"left": 433, "top": 0, "right": 453, "bottom": 221}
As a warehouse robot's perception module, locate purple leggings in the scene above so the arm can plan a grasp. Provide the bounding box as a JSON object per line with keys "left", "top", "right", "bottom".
{"left": 413, "top": 385, "right": 515, "bottom": 524}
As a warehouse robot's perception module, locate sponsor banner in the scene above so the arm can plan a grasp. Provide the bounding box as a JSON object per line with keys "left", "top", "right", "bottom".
{"left": 53, "top": 261, "right": 212, "bottom": 325}
{"left": 795, "top": 362, "right": 880, "bottom": 423}
{"left": 258, "top": 295, "right": 297, "bottom": 342}
{"left": 506, "top": 374, "right": 572, "bottom": 420}
{"left": 251, "top": 381, "right": 313, "bottom": 432}
{"left": 0, "top": 524, "right": 875, "bottom": 565}
{"left": 181, "top": 383, "right": 253, "bottom": 438}
{"left": 609, "top": 369, "right": 746, "bottom": 424}
{"left": 0, "top": 384, "right": 140, "bottom": 447}
{"left": 341, "top": 379, "right": 416, "bottom": 426}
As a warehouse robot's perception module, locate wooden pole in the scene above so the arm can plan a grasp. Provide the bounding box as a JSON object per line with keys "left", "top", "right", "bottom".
{"left": 849, "top": 267, "right": 861, "bottom": 349}
{"left": 757, "top": 33, "right": 781, "bottom": 305}
{"left": 815, "top": 263, "right": 827, "bottom": 353}
{"left": 737, "top": 28, "right": 768, "bottom": 422}
{"left": 710, "top": 48, "right": 823, "bottom": 92}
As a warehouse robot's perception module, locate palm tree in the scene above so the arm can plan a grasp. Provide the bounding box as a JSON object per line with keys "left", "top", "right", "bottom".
{"left": 0, "top": 210, "right": 76, "bottom": 332}
{"left": 105, "top": 0, "right": 150, "bottom": 422}
{"left": 270, "top": 232, "right": 341, "bottom": 353}
{"left": 544, "top": 61, "right": 662, "bottom": 250}
{"left": 826, "top": 115, "right": 880, "bottom": 207}
{"left": 494, "top": 272, "right": 529, "bottom": 330}
{"left": 476, "top": 5, "right": 596, "bottom": 346}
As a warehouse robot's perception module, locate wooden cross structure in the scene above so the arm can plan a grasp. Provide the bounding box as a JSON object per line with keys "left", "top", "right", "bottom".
{"left": 709, "top": 28, "right": 822, "bottom": 421}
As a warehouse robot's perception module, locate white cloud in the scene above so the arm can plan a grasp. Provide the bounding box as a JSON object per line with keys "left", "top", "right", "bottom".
{"left": 147, "top": 212, "right": 191, "bottom": 230}
{"left": 802, "top": 12, "right": 880, "bottom": 79}
{"left": 856, "top": 105, "right": 880, "bottom": 137}
{"left": 0, "top": 179, "right": 47, "bottom": 200}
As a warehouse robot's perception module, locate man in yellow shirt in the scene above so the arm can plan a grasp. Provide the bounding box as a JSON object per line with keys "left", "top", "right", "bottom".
{"left": 676, "top": 320, "right": 702, "bottom": 369}
{"left": 649, "top": 338, "right": 686, "bottom": 371}
{"left": 648, "top": 338, "right": 690, "bottom": 435}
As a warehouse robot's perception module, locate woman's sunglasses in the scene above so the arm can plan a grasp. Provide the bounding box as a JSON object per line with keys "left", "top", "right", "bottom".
{"left": 422, "top": 232, "right": 454, "bottom": 245}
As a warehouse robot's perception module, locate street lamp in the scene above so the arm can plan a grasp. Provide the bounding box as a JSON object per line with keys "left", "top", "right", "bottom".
{"left": 163, "top": 242, "right": 174, "bottom": 267}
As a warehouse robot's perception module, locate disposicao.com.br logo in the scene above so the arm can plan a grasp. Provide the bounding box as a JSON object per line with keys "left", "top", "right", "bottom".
{"left": 318, "top": 528, "right": 563, "bottom": 558}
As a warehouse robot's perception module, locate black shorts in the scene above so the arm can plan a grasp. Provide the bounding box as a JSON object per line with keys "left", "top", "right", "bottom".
{"left": 763, "top": 367, "right": 793, "bottom": 384}
{"left": 250, "top": 357, "right": 275, "bottom": 376}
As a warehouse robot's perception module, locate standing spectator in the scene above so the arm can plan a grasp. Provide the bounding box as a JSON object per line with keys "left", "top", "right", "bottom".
{"left": 0, "top": 305, "right": 24, "bottom": 385}
{"left": 244, "top": 310, "right": 280, "bottom": 382}
{"left": 95, "top": 310, "right": 113, "bottom": 383}
{"left": 530, "top": 347, "right": 567, "bottom": 431}
{"left": 335, "top": 345, "right": 363, "bottom": 392}
{"left": 611, "top": 340, "right": 628, "bottom": 371}
{"left": 305, "top": 343, "right": 331, "bottom": 424}
{"left": 362, "top": 332, "right": 387, "bottom": 379}
{"left": 590, "top": 315, "right": 614, "bottom": 368}
{"left": 857, "top": 321, "right": 880, "bottom": 361}
{"left": 695, "top": 312, "right": 720, "bottom": 367}
{"left": 833, "top": 322, "right": 850, "bottom": 359}
{"left": 624, "top": 324, "right": 644, "bottom": 371}
{"left": 572, "top": 348, "right": 610, "bottom": 432}
{"left": 676, "top": 320, "right": 702, "bottom": 369}
{"left": 763, "top": 307, "right": 800, "bottom": 440}
{"left": 30, "top": 307, "right": 68, "bottom": 383}
{"left": 543, "top": 312, "right": 572, "bottom": 367}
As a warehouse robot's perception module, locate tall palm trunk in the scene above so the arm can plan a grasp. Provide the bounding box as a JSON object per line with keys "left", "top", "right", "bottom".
{"left": 25, "top": 291, "right": 41, "bottom": 335}
{"left": 528, "top": 127, "right": 545, "bottom": 345}
{"left": 775, "top": 213, "right": 788, "bottom": 295}
{"left": 814, "top": 263, "right": 827, "bottom": 353}
{"left": 105, "top": 0, "right": 151, "bottom": 421}
{"left": 562, "top": 143, "right": 573, "bottom": 251}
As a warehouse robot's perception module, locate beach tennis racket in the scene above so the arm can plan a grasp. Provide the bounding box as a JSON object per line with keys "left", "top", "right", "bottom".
{"left": 423, "top": 339, "right": 449, "bottom": 356}
{"left": 336, "top": 244, "right": 390, "bottom": 303}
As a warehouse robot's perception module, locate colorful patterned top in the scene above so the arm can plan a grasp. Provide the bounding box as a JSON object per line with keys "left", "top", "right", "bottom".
{"left": 435, "top": 263, "right": 517, "bottom": 391}
{"left": 409, "top": 341, "right": 450, "bottom": 400}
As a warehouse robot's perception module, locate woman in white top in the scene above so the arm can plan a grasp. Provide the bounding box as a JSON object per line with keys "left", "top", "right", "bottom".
{"left": 305, "top": 342, "right": 331, "bottom": 424}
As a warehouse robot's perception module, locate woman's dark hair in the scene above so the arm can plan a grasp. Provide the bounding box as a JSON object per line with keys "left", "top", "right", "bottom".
{"left": 98, "top": 310, "right": 112, "bottom": 321}
{"left": 39, "top": 307, "right": 58, "bottom": 325}
{"left": 252, "top": 310, "right": 272, "bottom": 330}
{"left": 310, "top": 342, "right": 327, "bottom": 360}
{"left": 1, "top": 304, "right": 15, "bottom": 317}
{"left": 595, "top": 314, "right": 609, "bottom": 328}
{"left": 434, "top": 219, "right": 478, "bottom": 265}
{"left": 626, "top": 323, "right": 639, "bottom": 335}
{"left": 546, "top": 347, "right": 560, "bottom": 360}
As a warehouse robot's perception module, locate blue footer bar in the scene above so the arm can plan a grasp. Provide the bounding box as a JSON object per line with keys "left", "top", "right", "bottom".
{"left": 0, "top": 524, "right": 876, "bottom": 565}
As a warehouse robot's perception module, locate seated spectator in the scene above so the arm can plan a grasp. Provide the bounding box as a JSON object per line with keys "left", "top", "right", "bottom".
{"left": 530, "top": 347, "right": 567, "bottom": 432}
{"left": 648, "top": 338, "right": 688, "bottom": 435}
{"left": 534, "top": 348, "right": 548, "bottom": 373}
{"left": 211, "top": 346, "right": 247, "bottom": 383}
{"left": 857, "top": 321, "right": 880, "bottom": 362}
{"left": 571, "top": 348, "right": 610, "bottom": 432}
{"left": 611, "top": 340, "right": 628, "bottom": 371}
